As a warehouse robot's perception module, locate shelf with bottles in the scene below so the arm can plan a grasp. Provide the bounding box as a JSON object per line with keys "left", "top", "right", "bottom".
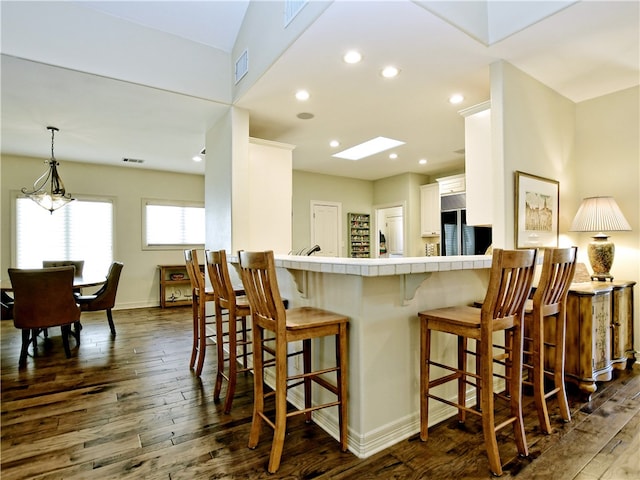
{"left": 348, "top": 212, "right": 371, "bottom": 258}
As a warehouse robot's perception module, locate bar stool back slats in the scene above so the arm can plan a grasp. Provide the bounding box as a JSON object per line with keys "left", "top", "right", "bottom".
{"left": 238, "top": 250, "right": 349, "bottom": 473}
{"left": 205, "top": 249, "right": 251, "bottom": 414}
{"left": 523, "top": 246, "right": 578, "bottom": 433}
{"left": 184, "top": 249, "right": 215, "bottom": 376}
{"left": 418, "top": 248, "right": 537, "bottom": 476}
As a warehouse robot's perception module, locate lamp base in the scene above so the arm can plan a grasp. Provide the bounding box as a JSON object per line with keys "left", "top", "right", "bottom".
{"left": 588, "top": 234, "right": 615, "bottom": 282}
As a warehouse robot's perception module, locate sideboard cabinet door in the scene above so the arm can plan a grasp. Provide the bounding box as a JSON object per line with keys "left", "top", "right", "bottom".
{"left": 565, "top": 283, "right": 613, "bottom": 399}
{"left": 611, "top": 281, "right": 636, "bottom": 369}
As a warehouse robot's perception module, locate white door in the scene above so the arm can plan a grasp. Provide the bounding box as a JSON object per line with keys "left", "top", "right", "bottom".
{"left": 387, "top": 214, "right": 404, "bottom": 256}
{"left": 311, "top": 201, "right": 341, "bottom": 257}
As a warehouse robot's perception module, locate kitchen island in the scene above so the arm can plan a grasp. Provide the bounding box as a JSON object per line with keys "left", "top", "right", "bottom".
{"left": 232, "top": 254, "right": 492, "bottom": 458}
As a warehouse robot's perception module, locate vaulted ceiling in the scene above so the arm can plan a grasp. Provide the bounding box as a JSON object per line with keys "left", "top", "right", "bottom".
{"left": 1, "top": 1, "right": 638, "bottom": 180}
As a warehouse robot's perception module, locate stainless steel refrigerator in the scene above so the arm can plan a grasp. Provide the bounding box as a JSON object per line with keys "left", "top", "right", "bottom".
{"left": 440, "top": 193, "right": 492, "bottom": 256}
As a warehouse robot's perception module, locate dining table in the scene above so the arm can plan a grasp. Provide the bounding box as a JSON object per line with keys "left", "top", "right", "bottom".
{"left": 0, "top": 275, "right": 106, "bottom": 292}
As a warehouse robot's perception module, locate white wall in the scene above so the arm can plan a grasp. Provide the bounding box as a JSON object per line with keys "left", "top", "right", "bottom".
{"left": 374, "top": 173, "right": 430, "bottom": 257}
{"left": 232, "top": 1, "right": 331, "bottom": 101}
{"left": 246, "top": 138, "right": 294, "bottom": 254}
{"left": 2, "top": 1, "right": 231, "bottom": 102}
{"left": 492, "top": 60, "right": 576, "bottom": 248}
{"left": 574, "top": 86, "right": 639, "bottom": 278}
{"left": 1, "top": 155, "right": 204, "bottom": 308}
{"left": 575, "top": 86, "right": 640, "bottom": 352}
{"left": 292, "top": 171, "right": 373, "bottom": 257}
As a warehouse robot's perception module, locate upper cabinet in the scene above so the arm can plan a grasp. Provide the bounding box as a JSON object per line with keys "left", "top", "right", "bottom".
{"left": 436, "top": 174, "right": 465, "bottom": 196}
{"left": 460, "top": 102, "right": 492, "bottom": 226}
{"left": 420, "top": 183, "right": 440, "bottom": 237}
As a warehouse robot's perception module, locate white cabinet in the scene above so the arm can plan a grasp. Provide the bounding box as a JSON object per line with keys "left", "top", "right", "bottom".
{"left": 436, "top": 174, "right": 465, "bottom": 196}
{"left": 420, "top": 183, "right": 440, "bottom": 237}
{"left": 461, "top": 102, "right": 492, "bottom": 226}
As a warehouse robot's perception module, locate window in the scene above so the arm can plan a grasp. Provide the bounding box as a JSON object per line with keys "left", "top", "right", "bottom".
{"left": 143, "top": 200, "right": 204, "bottom": 249}
{"left": 15, "top": 196, "right": 114, "bottom": 278}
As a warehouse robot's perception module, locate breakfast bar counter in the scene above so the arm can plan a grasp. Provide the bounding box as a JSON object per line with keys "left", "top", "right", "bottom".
{"left": 235, "top": 254, "right": 492, "bottom": 458}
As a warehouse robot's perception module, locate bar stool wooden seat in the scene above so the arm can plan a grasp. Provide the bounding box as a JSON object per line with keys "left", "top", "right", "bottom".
{"left": 185, "top": 249, "right": 215, "bottom": 376}
{"left": 522, "top": 246, "right": 577, "bottom": 434}
{"left": 205, "top": 249, "right": 252, "bottom": 414}
{"left": 418, "top": 248, "right": 537, "bottom": 476}
{"left": 238, "top": 250, "right": 349, "bottom": 474}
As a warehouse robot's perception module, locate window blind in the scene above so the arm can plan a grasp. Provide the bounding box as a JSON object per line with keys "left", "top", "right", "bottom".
{"left": 16, "top": 197, "right": 114, "bottom": 278}
{"left": 144, "top": 203, "right": 204, "bottom": 247}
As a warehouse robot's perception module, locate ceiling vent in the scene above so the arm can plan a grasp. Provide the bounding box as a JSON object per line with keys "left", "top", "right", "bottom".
{"left": 235, "top": 49, "right": 248, "bottom": 84}
{"left": 122, "top": 157, "right": 144, "bottom": 164}
{"left": 284, "top": 0, "right": 308, "bottom": 27}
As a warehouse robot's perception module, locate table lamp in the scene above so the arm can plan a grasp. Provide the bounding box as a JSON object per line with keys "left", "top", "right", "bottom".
{"left": 570, "top": 196, "right": 631, "bottom": 281}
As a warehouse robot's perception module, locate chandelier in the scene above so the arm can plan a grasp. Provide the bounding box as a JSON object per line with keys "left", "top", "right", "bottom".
{"left": 21, "top": 126, "right": 74, "bottom": 214}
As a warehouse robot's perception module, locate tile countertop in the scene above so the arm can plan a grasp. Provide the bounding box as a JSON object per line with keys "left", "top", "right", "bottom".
{"left": 229, "top": 254, "right": 493, "bottom": 277}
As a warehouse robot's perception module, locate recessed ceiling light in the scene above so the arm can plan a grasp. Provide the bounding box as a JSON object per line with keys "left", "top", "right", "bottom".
{"left": 419, "top": 158, "right": 428, "bottom": 165}
{"left": 343, "top": 50, "right": 362, "bottom": 64}
{"left": 333, "top": 136, "right": 405, "bottom": 161}
{"left": 295, "top": 90, "right": 310, "bottom": 101}
{"left": 449, "top": 94, "right": 464, "bottom": 104}
{"left": 389, "top": 153, "right": 398, "bottom": 159}
{"left": 330, "top": 140, "right": 340, "bottom": 148}
{"left": 381, "top": 66, "right": 399, "bottom": 78}
{"left": 192, "top": 155, "right": 202, "bottom": 162}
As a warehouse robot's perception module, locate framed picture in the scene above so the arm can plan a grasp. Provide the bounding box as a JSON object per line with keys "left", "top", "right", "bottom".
{"left": 514, "top": 171, "right": 559, "bottom": 248}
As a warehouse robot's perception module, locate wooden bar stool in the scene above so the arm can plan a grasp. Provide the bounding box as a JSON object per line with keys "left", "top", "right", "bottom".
{"left": 205, "top": 249, "right": 252, "bottom": 414}
{"left": 522, "top": 246, "right": 577, "bottom": 434}
{"left": 238, "top": 250, "right": 349, "bottom": 473}
{"left": 184, "top": 249, "right": 215, "bottom": 376}
{"left": 418, "top": 248, "right": 537, "bottom": 476}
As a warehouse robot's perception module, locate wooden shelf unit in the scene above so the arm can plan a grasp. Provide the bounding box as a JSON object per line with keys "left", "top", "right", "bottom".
{"left": 158, "top": 264, "right": 202, "bottom": 308}
{"left": 348, "top": 213, "right": 371, "bottom": 258}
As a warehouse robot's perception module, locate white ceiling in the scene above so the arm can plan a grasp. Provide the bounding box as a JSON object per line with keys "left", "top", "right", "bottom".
{"left": 78, "top": 0, "right": 250, "bottom": 52}
{"left": 1, "top": 1, "right": 638, "bottom": 181}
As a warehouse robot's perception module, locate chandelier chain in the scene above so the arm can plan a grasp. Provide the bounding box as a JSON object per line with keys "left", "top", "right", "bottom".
{"left": 48, "top": 126, "right": 59, "bottom": 163}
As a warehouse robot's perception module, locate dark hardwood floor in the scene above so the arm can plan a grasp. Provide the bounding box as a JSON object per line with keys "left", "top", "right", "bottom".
{"left": 2, "top": 307, "right": 639, "bottom": 479}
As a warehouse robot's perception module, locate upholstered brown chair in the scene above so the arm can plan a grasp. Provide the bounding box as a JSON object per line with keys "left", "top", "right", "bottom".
{"left": 9, "top": 266, "right": 81, "bottom": 366}
{"left": 75, "top": 262, "right": 124, "bottom": 336}
{"left": 43, "top": 260, "right": 84, "bottom": 276}
{"left": 43, "top": 260, "right": 85, "bottom": 301}
{"left": 205, "top": 249, "right": 251, "bottom": 414}
{"left": 1, "top": 290, "right": 14, "bottom": 320}
{"left": 418, "top": 248, "right": 537, "bottom": 476}
{"left": 185, "top": 249, "right": 215, "bottom": 376}
{"left": 238, "top": 250, "right": 349, "bottom": 473}
{"left": 522, "top": 246, "right": 577, "bottom": 434}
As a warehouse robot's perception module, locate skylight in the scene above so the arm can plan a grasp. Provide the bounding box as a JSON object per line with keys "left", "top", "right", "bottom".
{"left": 332, "top": 136, "right": 405, "bottom": 160}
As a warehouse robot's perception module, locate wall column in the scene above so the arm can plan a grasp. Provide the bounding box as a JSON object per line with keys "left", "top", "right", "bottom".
{"left": 204, "top": 106, "right": 294, "bottom": 255}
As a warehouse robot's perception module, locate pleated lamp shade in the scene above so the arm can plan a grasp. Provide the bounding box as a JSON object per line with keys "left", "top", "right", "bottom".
{"left": 570, "top": 196, "right": 631, "bottom": 281}
{"left": 570, "top": 197, "right": 631, "bottom": 232}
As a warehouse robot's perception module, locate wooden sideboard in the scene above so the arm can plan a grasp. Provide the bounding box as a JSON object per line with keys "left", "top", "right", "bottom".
{"left": 564, "top": 280, "right": 636, "bottom": 399}
{"left": 158, "top": 264, "right": 202, "bottom": 308}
